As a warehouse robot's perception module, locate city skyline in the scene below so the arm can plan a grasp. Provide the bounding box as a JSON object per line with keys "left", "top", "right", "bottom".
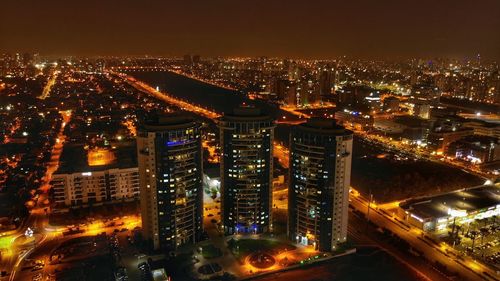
{"left": 0, "top": 51, "right": 498, "bottom": 281}
{"left": 1, "top": 0, "right": 500, "bottom": 60}
{"left": 0, "top": 2, "right": 499, "bottom": 280}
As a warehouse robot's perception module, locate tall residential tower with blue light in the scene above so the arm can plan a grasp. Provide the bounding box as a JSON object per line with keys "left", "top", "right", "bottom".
{"left": 218, "top": 107, "right": 275, "bottom": 235}
{"left": 137, "top": 113, "right": 203, "bottom": 250}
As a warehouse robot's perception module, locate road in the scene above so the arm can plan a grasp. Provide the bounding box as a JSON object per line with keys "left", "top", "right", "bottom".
{"left": 169, "top": 69, "right": 238, "bottom": 91}
{"left": 39, "top": 72, "right": 59, "bottom": 100}
{"left": 270, "top": 187, "right": 449, "bottom": 281}
{"left": 113, "top": 71, "right": 222, "bottom": 120}
{"left": 273, "top": 143, "right": 289, "bottom": 169}
{"left": 349, "top": 192, "right": 499, "bottom": 281}
{"left": 0, "top": 111, "right": 70, "bottom": 281}
{"left": 13, "top": 215, "right": 140, "bottom": 281}
{"left": 252, "top": 228, "right": 430, "bottom": 281}
{"left": 272, "top": 188, "right": 288, "bottom": 210}
{"left": 354, "top": 130, "right": 491, "bottom": 180}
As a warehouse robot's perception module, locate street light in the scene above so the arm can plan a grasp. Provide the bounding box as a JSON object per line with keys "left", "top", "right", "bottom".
{"left": 25, "top": 227, "right": 34, "bottom": 238}
{"left": 367, "top": 192, "right": 374, "bottom": 224}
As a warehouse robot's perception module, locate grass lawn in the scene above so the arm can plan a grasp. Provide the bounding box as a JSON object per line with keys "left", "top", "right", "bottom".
{"left": 202, "top": 244, "right": 222, "bottom": 259}
{"left": 228, "top": 238, "right": 296, "bottom": 259}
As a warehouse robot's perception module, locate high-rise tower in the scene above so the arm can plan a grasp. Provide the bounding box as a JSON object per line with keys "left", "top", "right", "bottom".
{"left": 137, "top": 113, "right": 203, "bottom": 250}
{"left": 288, "top": 118, "right": 353, "bottom": 251}
{"left": 218, "top": 107, "right": 275, "bottom": 234}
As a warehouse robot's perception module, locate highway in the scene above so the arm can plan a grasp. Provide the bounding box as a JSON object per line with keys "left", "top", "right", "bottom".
{"left": 169, "top": 69, "right": 238, "bottom": 91}
{"left": 39, "top": 72, "right": 58, "bottom": 100}
{"left": 118, "top": 72, "right": 222, "bottom": 119}
{"left": 353, "top": 130, "right": 491, "bottom": 180}
{"left": 349, "top": 191, "right": 499, "bottom": 281}
{"left": 110, "top": 66, "right": 238, "bottom": 91}
{"left": 271, "top": 186, "right": 452, "bottom": 281}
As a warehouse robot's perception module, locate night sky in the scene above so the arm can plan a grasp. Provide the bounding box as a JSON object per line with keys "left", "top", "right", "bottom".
{"left": 1, "top": 0, "right": 499, "bottom": 60}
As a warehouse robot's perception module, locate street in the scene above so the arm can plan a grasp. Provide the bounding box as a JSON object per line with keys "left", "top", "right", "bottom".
{"left": 0, "top": 111, "right": 70, "bottom": 281}
{"left": 349, "top": 191, "right": 499, "bottom": 281}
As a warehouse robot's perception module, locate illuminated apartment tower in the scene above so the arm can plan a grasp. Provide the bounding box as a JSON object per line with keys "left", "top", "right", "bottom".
{"left": 137, "top": 114, "right": 203, "bottom": 250}
{"left": 288, "top": 118, "right": 353, "bottom": 252}
{"left": 218, "top": 107, "right": 275, "bottom": 234}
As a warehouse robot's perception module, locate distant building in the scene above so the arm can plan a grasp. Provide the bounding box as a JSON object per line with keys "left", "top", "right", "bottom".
{"left": 427, "top": 128, "right": 474, "bottom": 153}
{"left": 411, "top": 85, "right": 440, "bottom": 105}
{"left": 398, "top": 184, "right": 500, "bottom": 233}
{"left": 192, "top": 55, "right": 201, "bottom": 64}
{"left": 392, "top": 116, "right": 432, "bottom": 142}
{"left": 447, "top": 135, "right": 500, "bottom": 164}
{"left": 303, "top": 79, "right": 321, "bottom": 105}
{"left": 463, "top": 120, "right": 500, "bottom": 139}
{"left": 373, "top": 119, "right": 406, "bottom": 134}
{"left": 364, "top": 92, "right": 382, "bottom": 112}
{"left": 137, "top": 114, "right": 203, "bottom": 250}
{"left": 218, "top": 107, "right": 275, "bottom": 234}
{"left": 319, "top": 65, "right": 335, "bottom": 97}
{"left": 183, "top": 54, "right": 192, "bottom": 65}
{"left": 287, "top": 61, "right": 300, "bottom": 81}
{"left": 413, "top": 103, "right": 430, "bottom": 119}
{"left": 288, "top": 118, "right": 353, "bottom": 251}
{"left": 51, "top": 144, "right": 139, "bottom": 212}
{"left": 275, "top": 79, "right": 298, "bottom": 106}
{"left": 335, "top": 110, "right": 373, "bottom": 131}
{"left": 383, "top": 96, "right": 400, "bottom": 112}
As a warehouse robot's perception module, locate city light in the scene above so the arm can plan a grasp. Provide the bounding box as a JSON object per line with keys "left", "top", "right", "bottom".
{"left": 0, "top": 3, "right": 498, "bottom": 281}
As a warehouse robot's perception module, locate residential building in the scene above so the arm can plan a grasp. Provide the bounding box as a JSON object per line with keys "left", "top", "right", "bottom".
{"left": 288, "top": 118, "right": 353, "bottom": 252}
{"left": 137, "top": 113, "right": 203, "bottom": 250}
{"left": 218, "top": 107, "right": 275, "bottom": 234}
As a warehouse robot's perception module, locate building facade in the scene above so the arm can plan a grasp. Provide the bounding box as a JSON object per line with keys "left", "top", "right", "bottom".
{"left": 413, "top": 103, "right": 430, "bottom": 119}
{"left": 51, "top": 167, "right": 139, "bottom": 211}
{"left": 447, "top": 135, "right": 500, "bottom": 164}
{"left": 288, "top": 118, "right": 353, "bottom": 252}
{"left": 427, "top": 128, "right": 474, "bottom": 153}
{"left": 137, "top": 114, "right": 203, "bottom": 250}
{"left": 218, "top": 107, "right": 275, "bottom": 235}
{"left": 335, "top": 110, "right": 374, "bottom": 131}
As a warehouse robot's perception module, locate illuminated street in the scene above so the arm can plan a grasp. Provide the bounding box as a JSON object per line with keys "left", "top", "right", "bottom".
{"left": 39, "top": 71, "right": 58, "bottom": 100}
{"left": 1, "top": 2, "right": 499, "bottom": 281}
{"left": 349, "top": 190, "right": 499, "bottom": 281}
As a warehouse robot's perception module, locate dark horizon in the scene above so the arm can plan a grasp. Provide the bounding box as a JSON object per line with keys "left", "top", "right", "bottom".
{"left": 1, "top": 0, "right": 499, "bottom": 61}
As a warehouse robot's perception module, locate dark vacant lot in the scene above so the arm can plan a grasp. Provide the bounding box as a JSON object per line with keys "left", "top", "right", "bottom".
{"left": 352, "top": 137, "right": 483, "bottom": 202}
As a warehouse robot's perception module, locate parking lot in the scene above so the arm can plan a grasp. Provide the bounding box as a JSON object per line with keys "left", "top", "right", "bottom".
{"left": 453, "top": 216, "right": 500, "bottom": 270}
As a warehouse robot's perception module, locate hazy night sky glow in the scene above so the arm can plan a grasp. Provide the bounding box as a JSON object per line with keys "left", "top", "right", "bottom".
{"left": 1, "top": 0, "right": 499, "bottom": 59}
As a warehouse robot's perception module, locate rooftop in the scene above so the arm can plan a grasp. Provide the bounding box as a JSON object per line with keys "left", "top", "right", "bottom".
{"left": 453, "top": 135, "right": 499, "bottom": 147}
{"left": 296, "top": 118, "right": 352, "bottom": 135}
{"left": 55, "top": 141, "right": 137, "bottom": 174}
{"left": 400, "top": 184, "right": 500, "bottom": 220}
{"left": 220, "top": 106, "right": 274, "bottom": 122}
{"left": 139, "top": 112, "right": 200, "bottom": 132}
